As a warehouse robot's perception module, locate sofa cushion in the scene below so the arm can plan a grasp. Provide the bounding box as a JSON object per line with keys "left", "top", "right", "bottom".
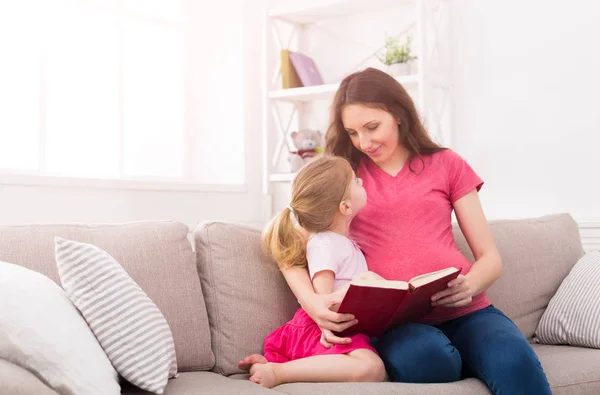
{"left": 533, "top": 344, "right": 600, "bottom": 395}
{"left": 234, "top": 344, "right": 600, "bottom": 395}
{"left": 194, "top": 222, "right": 299, "bottom": 375}
{"left": 0, "top": 221, "right": 214, "bottom": 372}
{"left": 117, "top": 347, "right": 600, "bottom": 395}
{"left": 0, "top": 261, "right": 120, "bottom": 395}
{"left": 121, "top": 372, "right": 275, "bottom": 395}
{"left": 453, "top": 213, "right": 584, "bottom": 340}
{"left": 534, "top": 251, "right": 600, "bottom": 348}
{"left": 272, "top": 378, "right": 490, "bottom": 395}
{"left": 55, "top": 237, "right": 178, "bottom": 393}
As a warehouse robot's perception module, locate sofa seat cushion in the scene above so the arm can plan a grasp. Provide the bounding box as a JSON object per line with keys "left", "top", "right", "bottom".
{"left": 0, "top": 221, "right": 214, "bottom": 372}
{"left": 534, "top": 344, "right": 600, "bottom": 395}
{"left": 233, "top": 345, "right": 600, "bottom": 394}
{"left": 230, "top": 373, "right": 491, "bottom": 394}
{"left": 120, "top": 372, "right": 276, "bottom": 394}
{"left": 272, "top": 379, "right": 490, "bottom": 395}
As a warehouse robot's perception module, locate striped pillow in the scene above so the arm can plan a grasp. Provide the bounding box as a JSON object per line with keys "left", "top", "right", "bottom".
{"left": 54, "top": 237, "right": 178, "bottom": 394}
{"left": 535, "top": 251, "right": 600, "bottom": 348}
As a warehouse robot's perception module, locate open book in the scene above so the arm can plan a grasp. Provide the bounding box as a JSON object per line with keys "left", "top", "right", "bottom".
{"left": 335, "top": 267, "right": 461, "bottom": 337}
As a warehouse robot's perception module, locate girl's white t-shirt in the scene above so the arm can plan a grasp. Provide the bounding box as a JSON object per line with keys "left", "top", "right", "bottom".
{"left": 306, "top": 231, "right": 368, "bottom": 292}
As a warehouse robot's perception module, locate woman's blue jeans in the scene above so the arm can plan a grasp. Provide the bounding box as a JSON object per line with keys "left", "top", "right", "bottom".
{"left": 373, "top": 305, "right": 552, "bottom": 395}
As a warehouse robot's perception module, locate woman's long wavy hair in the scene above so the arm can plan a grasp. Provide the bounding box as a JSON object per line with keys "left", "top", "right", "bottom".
{"left": 325, "top": 67, "right": 445, "bottom": 171}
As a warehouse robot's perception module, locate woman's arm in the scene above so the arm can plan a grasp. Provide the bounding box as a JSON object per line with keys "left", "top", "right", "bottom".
{"left": 432, "top": 189, "right": 502, "bottom": 307}
{"left": 310, "top": 270, "right": 363, "bottom": 348}
{"left": 281, "top": 265, "right": 318, "bottom": 306}
{"left": 281, "top": 266, "right": 357, "bottom": 332}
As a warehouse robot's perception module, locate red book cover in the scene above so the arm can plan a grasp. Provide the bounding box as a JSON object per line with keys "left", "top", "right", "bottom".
{"left": 336, "top": 267, "right": 461, "bottom": 337}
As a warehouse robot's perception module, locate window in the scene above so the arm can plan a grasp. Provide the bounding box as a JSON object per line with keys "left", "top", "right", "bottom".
{"left": 0, "top": 0, "right": 245, "bottom": 187}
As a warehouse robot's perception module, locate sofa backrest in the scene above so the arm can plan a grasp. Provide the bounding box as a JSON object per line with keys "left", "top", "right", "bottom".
{"left": 194, "top": 221, "right": 299, "bottom": 376}
{"left": 453, "top": 213, "right": 584, "bottom": 340}
{"left": 0, "top": 221, "right": 214, "bottom": 372}
{"left": 195, "top": 213, "right": 584, "bottom": 375}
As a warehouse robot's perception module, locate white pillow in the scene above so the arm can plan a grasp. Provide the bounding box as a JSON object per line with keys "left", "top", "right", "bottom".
{"left": 0, "top": 261, "right": 120, "bottom": 395}
{"left": 55, "top": 237, "right": 177, "bottom": 394}
{"left": 535, "top": 251, "right": 600, "bottom": 348}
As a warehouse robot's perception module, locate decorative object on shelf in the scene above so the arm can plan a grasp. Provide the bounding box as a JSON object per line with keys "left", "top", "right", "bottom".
{"left": 288, "top": 129, "right": 323, "bottom": 172}
{"left": 377, "top": 34, "right": 416, "bottom": 76}
{"left": 281, "top": 49, "right": 303, "bottom": 89}
{"left": 289, "top": 51, "right": 324, "bottom": 87}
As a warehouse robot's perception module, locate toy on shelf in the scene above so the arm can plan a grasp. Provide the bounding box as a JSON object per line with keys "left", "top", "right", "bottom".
{"left": 288, "top": 129, "right": 323, "bottom": 173}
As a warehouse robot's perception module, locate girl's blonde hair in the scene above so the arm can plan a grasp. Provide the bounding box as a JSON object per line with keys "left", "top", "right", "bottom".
{"left": 262, "top": 155, "right": 355, "bottom": 269}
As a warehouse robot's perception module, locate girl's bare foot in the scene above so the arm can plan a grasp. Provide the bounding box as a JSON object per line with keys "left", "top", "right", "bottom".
{"left": 238, "top": 354, "right": 268, "bottom": 370}
{"left": 249, "top": 363, "right": 279, "bottom": 388}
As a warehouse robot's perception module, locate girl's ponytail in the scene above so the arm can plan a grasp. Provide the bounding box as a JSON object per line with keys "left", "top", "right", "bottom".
{"left": 262, "top": 207, "right": 307, "bottom": 269}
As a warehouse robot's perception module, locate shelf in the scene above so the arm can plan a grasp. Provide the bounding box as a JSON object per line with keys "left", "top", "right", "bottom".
{"left": 269, "top": 173, "right": 296, "bottom": 182}
{"left": 269, "top": 73, "right": 420, "bottom": 102}
{"left": 268, "top": 0, "right": 412, "bottom": 24}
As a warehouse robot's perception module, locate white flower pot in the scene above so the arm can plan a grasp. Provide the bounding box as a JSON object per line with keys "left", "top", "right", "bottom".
{"left": 387, "top": 63, "right": 410, "bottom": 76}
{"left": 408, "top": 59, "right": 418, "bottom": 74}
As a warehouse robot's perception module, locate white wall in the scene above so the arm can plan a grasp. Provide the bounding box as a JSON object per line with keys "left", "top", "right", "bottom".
{"left": 451, "top": 0, "right": 600, "bottom": 223}
{"left": 0, "top": 1, "right": 266, "bottom": 230}
{"left": 267, "top": 0, "right": 600, "bottom": 227}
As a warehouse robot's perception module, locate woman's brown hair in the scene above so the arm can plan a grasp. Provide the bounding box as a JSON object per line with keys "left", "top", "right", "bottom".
{"left": 325, "top": 67, "right": 445, "bottom": 171}
{"left": 262, "top": 155, "right": 355, "bottom": 270}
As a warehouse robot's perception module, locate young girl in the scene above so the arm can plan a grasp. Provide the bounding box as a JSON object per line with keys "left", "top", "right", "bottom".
{"left": 238, "top": 155, "right": 386, "bottom": 388}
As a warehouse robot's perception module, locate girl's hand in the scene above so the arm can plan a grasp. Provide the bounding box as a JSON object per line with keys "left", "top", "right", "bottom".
{"left": 320, "top": 328, "right": 351, "bottom": 348}
{"left": 430, "top": 274, "right": 475, "bottom": 308}
{"left": 302, "top": 292, "right": 358, "bottom": 344}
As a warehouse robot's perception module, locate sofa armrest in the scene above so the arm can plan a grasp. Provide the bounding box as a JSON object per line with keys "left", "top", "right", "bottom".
{"left": 0, "top": 359, "right": 58, "bottom": 395}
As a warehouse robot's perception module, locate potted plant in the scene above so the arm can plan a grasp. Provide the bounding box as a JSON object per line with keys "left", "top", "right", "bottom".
{"left": 376, "top": 34, "right": 416, "bottom": 76}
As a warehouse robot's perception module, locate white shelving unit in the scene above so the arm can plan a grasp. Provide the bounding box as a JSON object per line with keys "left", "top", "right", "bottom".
{"left": 262, "top": 0, "right": 453, "bottom": 217}
{"left": 268, "top": 74, "right": 420, "bottom": 102}
{"left": 268, "top": 0, "right": 412, "bottom": 25}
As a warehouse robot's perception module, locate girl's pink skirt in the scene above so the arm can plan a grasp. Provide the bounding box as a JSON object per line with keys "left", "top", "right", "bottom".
{"left": 263, "top": 308, "right": 377, "bottom": 363}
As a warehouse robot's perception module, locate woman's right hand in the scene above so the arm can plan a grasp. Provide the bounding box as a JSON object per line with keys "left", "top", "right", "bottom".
{"left": 303, "top": 292, "right": 358, "bottom": 347}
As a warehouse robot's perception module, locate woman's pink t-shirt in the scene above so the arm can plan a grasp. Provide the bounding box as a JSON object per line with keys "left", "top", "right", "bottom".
{"left": 350, "top": 149, "right": 491, "bottom": 324}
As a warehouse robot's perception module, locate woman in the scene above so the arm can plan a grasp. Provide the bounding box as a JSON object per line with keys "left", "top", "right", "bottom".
{"left": 277, "top": 68, "right": 551, "bottom": 393}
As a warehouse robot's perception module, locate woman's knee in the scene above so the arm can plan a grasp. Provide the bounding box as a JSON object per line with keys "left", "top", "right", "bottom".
{"left": 375, "top": 323, "right": 462, "bottom": 383}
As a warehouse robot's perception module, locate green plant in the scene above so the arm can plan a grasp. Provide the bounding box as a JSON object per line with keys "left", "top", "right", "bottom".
{"left": 376, "top": 35, "right": 416, "bottom": 65}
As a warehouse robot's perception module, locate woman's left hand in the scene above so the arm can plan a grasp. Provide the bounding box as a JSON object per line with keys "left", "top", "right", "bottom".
{"left": 430, "top": 274, "right": 475, "bottom": 308}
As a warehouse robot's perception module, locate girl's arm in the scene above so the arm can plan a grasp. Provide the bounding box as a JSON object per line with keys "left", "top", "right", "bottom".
{"left": 311, "top": 270, "right": 335, "bottom": 295}
{"left": 432, "top": 189, "right": 502, "bottom": 307}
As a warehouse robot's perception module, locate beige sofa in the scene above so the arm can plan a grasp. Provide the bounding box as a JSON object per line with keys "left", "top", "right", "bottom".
{"left": 1, "top": 213, "right": 599, "bottom": 395}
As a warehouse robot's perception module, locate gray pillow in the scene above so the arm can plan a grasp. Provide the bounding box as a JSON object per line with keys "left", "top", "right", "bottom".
{"left": 534, "top": 251, "right": 600, "bottom": 348}
{"left": 55, "top": 237, "right": 178, "bottom": 394}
